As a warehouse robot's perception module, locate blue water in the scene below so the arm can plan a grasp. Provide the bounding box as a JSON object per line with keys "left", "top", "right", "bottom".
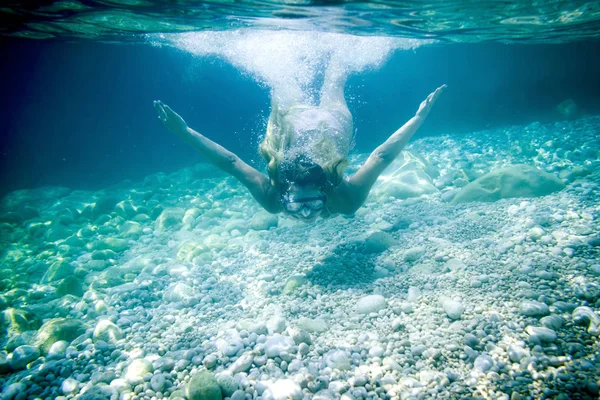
{"left": 1, "top": 39, "right": 599, "bottom": 196}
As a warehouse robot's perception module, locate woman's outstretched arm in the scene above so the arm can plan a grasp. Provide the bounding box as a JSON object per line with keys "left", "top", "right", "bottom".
{"left": 154, "top": 101, "right": 282, "bottom": 213}
{"left": 330, "top": 85, "right": 446, "bottom": 214}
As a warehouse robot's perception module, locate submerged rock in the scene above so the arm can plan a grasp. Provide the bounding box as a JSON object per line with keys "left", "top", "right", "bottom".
{"left": 373, "top": 151, "right": 439, "bottom": 200}
{"left": 125, "top": 358, "right": 154, "bottom": 385}
{"left": 363, "top": 232, "right": 397, "bottom": 254}
{"left": 9, "top": 345, "right": 40, "bottom": 370}
{"left": 177, "top": 240, "right": 209, "bottom": 263}
{"left": 323, "top": 349, "right": 352, "bottom": 371}
{"left": 163, "top": 282, "right": 195, "bottom": 304}
{"left": 572, "top": 306, "right": 600, "bottom": 335}
{"left": 187, "top": 370, "right": 222, "bottom": 400}
{"left": 474, "top": 354, "right": 494, "bottom": 372}
{"left": 282, "top": 275, "right": 307, "bottom": 294}
{"left": 41, "top": 260, "right": 74, "bottom": 283}
{"left": 216, "top": 372, "right": 238, "bottom": 397}
{"left": 519, "top": 300, "right": 550, "bottom": 317}
{"left": 155, "top": 207, "right": 185, "bottom": 231}
{"left": 356, "top": 295, "right": 387, "bottom": 314}
{"left": 452, "top": 164, "right": 564, "bottom": 204}
{"left": 56, "top": 276, "right": 84, "bottom": 297}
{"left": 296, "top": 317, "right": 327, "bottom": 334}
{"left": 1, "top": 308, "right": 42, "bottom": 335}
{"left": 526, "top": 326, "right": 557, "bottom": 343}
{"left": 93, "top": 320, "right": 123, "bottom": 344}
{"left": 250, "top": 211, "right": 278, "bottom": 231}
{"left": 264, "top": 334, "right": 294, "bottom": 358}
{"left": 228, "top": 354, "right": 254, "bottom": 374}
{"left": 440, "top": 296, "right": 465, "bottom": 320}
{"left": 34, "top": 318, "right": 88, "bottom": 354}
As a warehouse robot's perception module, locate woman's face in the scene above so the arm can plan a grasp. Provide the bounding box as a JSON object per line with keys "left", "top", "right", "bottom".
{"left": 282, "top": 183, "right": 326, "bottom": 223}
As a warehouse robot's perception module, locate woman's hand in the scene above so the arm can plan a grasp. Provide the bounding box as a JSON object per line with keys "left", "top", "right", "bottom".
{"left": 154, "top": 100, "right": 189, "bottom": 138}
{"left": 416, "top": 84, "right": 447, "bottom": 118}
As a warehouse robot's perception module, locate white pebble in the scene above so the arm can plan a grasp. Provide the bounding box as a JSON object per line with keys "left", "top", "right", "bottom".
{"left": 407, "top": 287, "right": 421, "bottom": 302}
{"left": 356, "top": 295, "right": 387, "bottom": 314}
{"left": 440, "top": 296, "right": 464, "bottom": 320}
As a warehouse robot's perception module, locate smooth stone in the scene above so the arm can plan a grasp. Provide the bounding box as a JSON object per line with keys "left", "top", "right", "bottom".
{"left": 445, "top": 258, "right": 466, "bottom": 271}
{"left": 540, "top": 315, "right": 564, "bottom": 331}
{"left": 356, "top": 295, "right": 387, "bottom": 314}
{"left": 400, "top": 303, "right": 414, "bottom": 314}
{"left": 110, "top": 378, "right": 131, "bottom": 393}
{"left": 451, "top": 164, "right": 565, "bottom": 204}
{"left": 508, "top": 345, "right": 529, "bottom": 363}
{"left": 383, "top": 357, "right": 401, "bottom": 371}
{"left": 373, "top": 152, "right": 439, "bottom": 200}
{"left": 266, "top": 315, "right": 286, "bottom": 334}
{"left": 282, "top": 275, "right": 307, "bottom": 294}
{"left": 470, "top": 279, "right": 482, "bottom": 288}
{"left": 47, "top": 340, "right": 69, "bottom": 359}
{"left": 216, "top": 372, "right": 238, "bottom": 397}
{"left": 519, "top": 300, "right": 550, "bottom": 317}
{"left": 56, "top": 276, "right": 84, "bottom": 297}
{"left": 93, "top": 320, "right": 122, "bottom": 344}
{"left": 572, "top": 306, "right": 600, "bottom": 335}
{"left": 216, "top": 330, "right": 243, "bottom": 357}
{"left": 150, "top": 374, "right": 166, "bottom": 392}
{"left": 411, "top": 345, "right": 426, "bottom": 356}
{"left": 228, "top": 354, "right": 253, "bottom": 374}
{"left": 41, "top": 260, "right": 74, "bottom": 283}
{"left": 474, "top": 354, "right": 494, "bottom": 372}
{"left": 34, "top": 318, "right": 88, "bottom": 354}
{"left": 96, "top": 237, "right": 129, "bottom": 252}
{"left": 2, "top": 383, "right": 26, "bottom": 400}
{"left": 61, "top": 378, "right": 79, "bottom": 395}
{"left": 528, "top": 227, "right": 545, "bottom": 241}
{"left": 363, "top": 232, "right": 397, "bottom": 254}
{"left": 187, "top": 371, "right": 222, "bottom": 400}
{"left": 464, "top": 333, "right": 479, "bottom": 348}
{"left": 230, "top": 390, "right": 246, "bottom": 400}
{"left": 552, "top": 301, "right": 577, "bottom": 313}
{"left": 419, "top": 370, "right": 447, "bottom": 385}
{"left": 125, "top": 359, "right": 153, "bottom": 384}
{"left": 250, "top": 212, "right": 278, "bottom": 230}
{"left": 163, "top": 282, "right": 195, "bottom": 303}
{"left": 440, "top": 296, "right": 465, "bottom": 320}
{"left": 288, "top": 327, "right": 312, "bottom": 345}
{"left": 369, "top": 346, "right": 384, "bottom": 358}
{"left": 155, "top": 208, "right": 185, "bottom": 231}
{"left": 407, "top": 287, "right": 421, "bottom": 302}
{"left": 296, "top": 317, "right": 328, "bottom": 334}
{"left": 264, "top": 335, "right": 294, "bottom": 358}
{"left": 9, "top": 345, "right": 40, "bottom": 370}
{"left": 404, "top": 246, "right": 426, "bottom": 262}
{"left": 526, "top": 326, "right": 557, "bottom": 343}
{"left": 323, "top": 349, "right": 351, "bottom": 371}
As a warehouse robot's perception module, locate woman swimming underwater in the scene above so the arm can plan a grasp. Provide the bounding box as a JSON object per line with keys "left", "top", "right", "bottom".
{"left": 154, "top": 67, "right": 446, "bottom": 223}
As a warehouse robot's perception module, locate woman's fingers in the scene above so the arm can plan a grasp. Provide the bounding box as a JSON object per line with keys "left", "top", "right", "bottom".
{"left": 153, "top": 100, "right": 169, "bottom": 122}
{"left": 163, "top": 104, "right": 177, "bottom": 118}
{"left": 429, "top": 85, "right": 447, "bottom": 104}
{"left": 433, "top": 84, "right": 447, "bottom": 99}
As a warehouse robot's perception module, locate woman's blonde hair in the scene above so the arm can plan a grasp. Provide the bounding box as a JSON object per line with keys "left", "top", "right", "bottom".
{"left": 259, "top": 107, "right": 349, "bottom": 194}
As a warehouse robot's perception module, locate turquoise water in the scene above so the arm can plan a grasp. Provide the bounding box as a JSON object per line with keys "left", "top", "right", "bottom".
{"left": 1, "top": 2, "right": 600, "bottom": 400}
